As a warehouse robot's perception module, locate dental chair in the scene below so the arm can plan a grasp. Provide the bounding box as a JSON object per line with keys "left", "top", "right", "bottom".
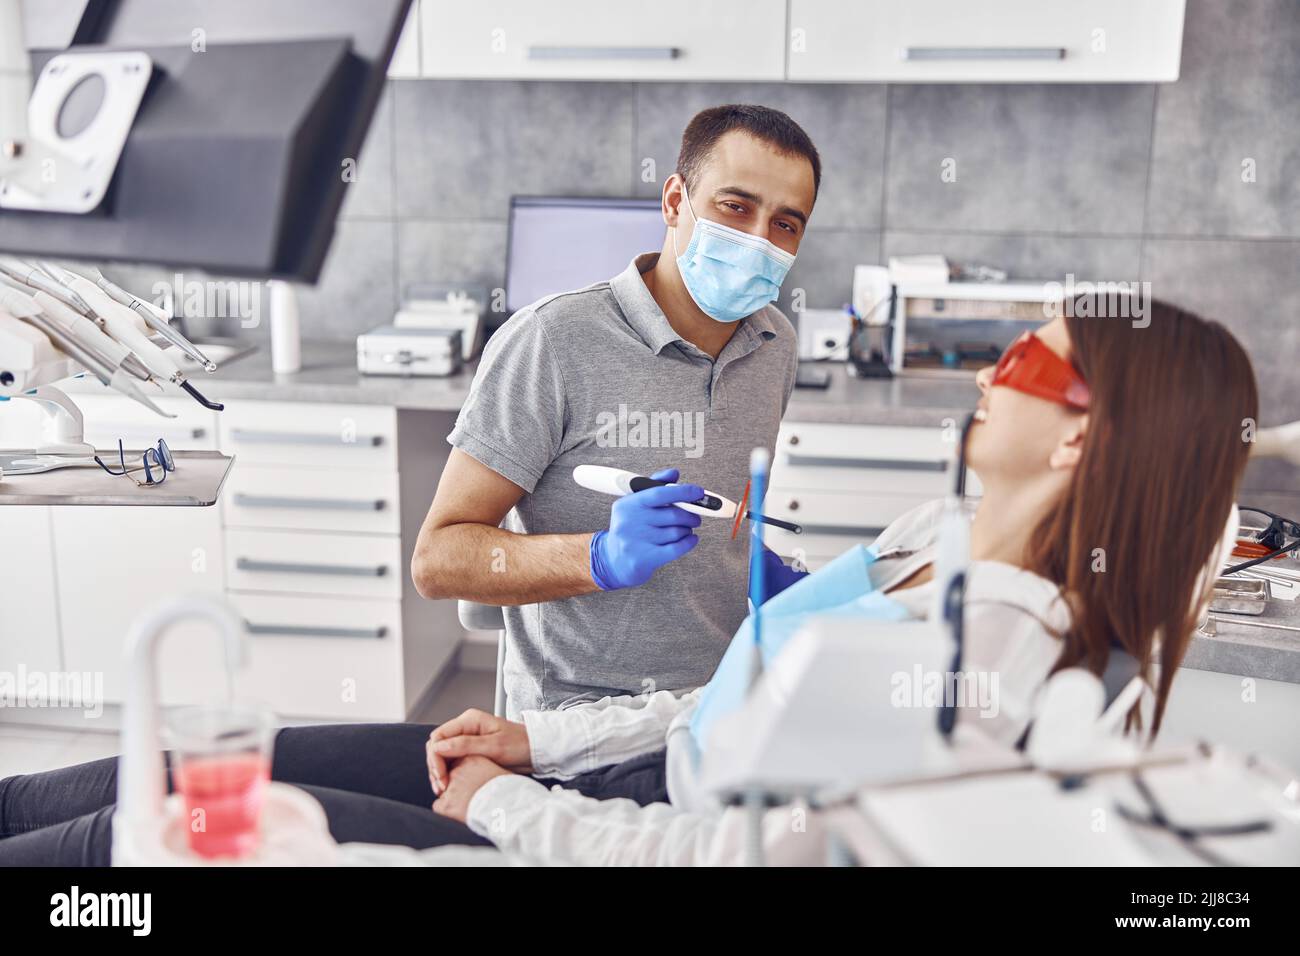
{"left": 457, "top": 600, "right": 508, "bottom": 718}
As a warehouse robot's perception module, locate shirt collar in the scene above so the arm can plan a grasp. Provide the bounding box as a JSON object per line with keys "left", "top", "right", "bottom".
{"left": 611, "top": 253, "right": 780, "bottom": 355}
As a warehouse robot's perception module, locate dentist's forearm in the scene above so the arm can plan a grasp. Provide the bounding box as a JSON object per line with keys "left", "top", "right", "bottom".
{"left": 411, "top": 523, "right": 600, "bottom": 604}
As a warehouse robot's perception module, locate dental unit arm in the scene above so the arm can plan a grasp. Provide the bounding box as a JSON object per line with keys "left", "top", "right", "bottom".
{"left": 0, "top": 263, "right": 229, "bottom": 474}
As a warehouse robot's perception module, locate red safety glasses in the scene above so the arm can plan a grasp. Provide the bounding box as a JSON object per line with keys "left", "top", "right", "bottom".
{"left": 991, "top": 331, "right": 1091, "bottom": 411}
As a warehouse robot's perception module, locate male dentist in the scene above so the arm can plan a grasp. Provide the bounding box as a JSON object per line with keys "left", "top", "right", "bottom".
{"left": 412, "top": 105, "right": 817, "bottom": 714}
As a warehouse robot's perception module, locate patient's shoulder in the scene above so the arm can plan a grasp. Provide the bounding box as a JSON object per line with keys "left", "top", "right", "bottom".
{"left": 872, "top": 498, "right": 946, "bottom": 553}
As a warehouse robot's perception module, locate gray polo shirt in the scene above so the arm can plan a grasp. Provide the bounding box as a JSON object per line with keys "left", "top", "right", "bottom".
{"left": 449, "top": 253, "right": 798, "bottom": 713}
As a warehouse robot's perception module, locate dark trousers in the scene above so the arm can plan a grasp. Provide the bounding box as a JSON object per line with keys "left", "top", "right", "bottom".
{"left": 0, "top": 722, "right": 668, "bottom": 866}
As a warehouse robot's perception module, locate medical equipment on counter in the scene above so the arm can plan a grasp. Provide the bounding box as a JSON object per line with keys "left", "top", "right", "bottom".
{"left": 1209, "top": 577, "right": 1270, "bottom": 615}
{"left": 572, "top": 464, "right": 803, "bottom": 534}
{"left": 113, "top": 594, "right": 337, "bottom": 866}
{"left": 357, "top": 325, "right": 463, "bottom": 378}
{"left": 797, "top": 308, "right": 852, "bottom": 361}
{"left": 394, "top": 283, "right": 485, "bottom": 360}
{"left": 1224, "top": 505, "right": 1300, "bottom": 578}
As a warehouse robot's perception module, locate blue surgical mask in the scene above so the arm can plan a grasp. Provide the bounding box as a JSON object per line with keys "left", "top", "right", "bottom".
{"left": 673, "top": 186, "right": 796, "bottom": 323}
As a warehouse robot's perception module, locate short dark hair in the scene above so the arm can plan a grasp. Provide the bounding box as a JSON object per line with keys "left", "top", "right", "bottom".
{"left": 676, "top": 104, "right": 821, "bottom": 202}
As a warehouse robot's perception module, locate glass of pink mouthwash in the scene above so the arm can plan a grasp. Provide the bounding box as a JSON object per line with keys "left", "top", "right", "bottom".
{"left": 167, "top": 702, "right": 275, "bottom": 860}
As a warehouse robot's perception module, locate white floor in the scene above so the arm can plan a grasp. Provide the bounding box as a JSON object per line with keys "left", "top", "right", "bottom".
{"left": 0, "top": 667, "right": 496, "bottom": 780}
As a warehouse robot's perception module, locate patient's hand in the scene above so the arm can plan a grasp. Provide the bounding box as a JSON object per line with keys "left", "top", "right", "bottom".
{"left": 432, "top": 755, "right": 510, "bottom": 824}
{"left": 426, "top": 708, "right": 533, "bottom": 795}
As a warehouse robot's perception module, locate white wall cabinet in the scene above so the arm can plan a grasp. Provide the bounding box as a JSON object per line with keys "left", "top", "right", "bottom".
{"left": 388, "top": 0, "right": 423, "bottom": 78}
{"left": 419, "top": 0, "right": 787, "bottom": 82}
{"left": 786, "top": 0, "right": 1185, "bottom": 83}
{"left": 407, "top": 0, "right": 1185, "bottom": 84}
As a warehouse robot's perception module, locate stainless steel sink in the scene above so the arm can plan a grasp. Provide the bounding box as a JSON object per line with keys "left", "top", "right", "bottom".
{"left": 173, "top": 338, "right": 258, "bottom": 371}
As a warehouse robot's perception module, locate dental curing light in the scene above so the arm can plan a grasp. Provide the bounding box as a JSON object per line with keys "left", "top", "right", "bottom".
{"left": 572, "top": 464, "right": 803, "bottom": 534}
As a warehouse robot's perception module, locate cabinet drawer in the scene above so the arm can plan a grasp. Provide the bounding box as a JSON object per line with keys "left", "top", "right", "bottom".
{"left": 219, "top": 401, "right": 397, "bottom": 470}
{"left": 777, "top": 422, "right": 952, "bottom": 469}
{"left": 764, "top": 490, "right": 934, "bottom": 556}
{"left": 226, "top": 529, "right": 403, "bottom": 599}
{"left": 787, "top": 0, "right": 1185, "bottom": 83}
{"left": 773, "top": 422, "right": 979, "bottom": 496}
{"left": 230, "top": 592, "right": 405, "bottom": 720}
{"left": 421, "top": 0, "right": 786, "bottom": 81}
{"left": 223, "top": 464, "right": 400, "bottom": 535}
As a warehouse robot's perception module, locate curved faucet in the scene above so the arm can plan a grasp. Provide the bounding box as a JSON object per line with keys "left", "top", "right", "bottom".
{"left": 114, "top": 595, "right": 247, "bottom": 829}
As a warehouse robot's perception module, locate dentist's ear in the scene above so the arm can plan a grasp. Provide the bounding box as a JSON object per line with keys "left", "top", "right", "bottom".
{"left": 1048, "top": 414, "right": 1089, "bottom": 471}
{"left": 662, "top": 174, "right": 686, "bottom": 228}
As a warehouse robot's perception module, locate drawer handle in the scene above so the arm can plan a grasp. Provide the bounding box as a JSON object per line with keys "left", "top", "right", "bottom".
{"left": 245, "top": 621, "right": 388, "bottom": 640}
{"left": 96, "top": 425, "right": 206, "bottom": 441}
{"left": 792, "top": 524, "right": 886, "bottom": 538}
{"left": 229, "top": 429, "right": 384, "bottom": 448}
{"left": 902, "top": 46, "right": 1066, "bottom": 61}
{"left": 234, "top": 493, "right": 386, "bottom": 512}
{"left": 528, "top": 45, "right": 680, "bottom": 61}
{"left": 785, "top": 453, "right": 945, "bottom": 473}
{"left": 236, "top": 557, "right": 388, "bottom": 577}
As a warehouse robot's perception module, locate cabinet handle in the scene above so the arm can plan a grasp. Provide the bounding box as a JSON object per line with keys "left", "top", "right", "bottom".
{"left": 97, "top": 424, "right": 206, "bottom": 441}
{"left": 233, "top": 493, "right": 386, "bottom": 512}
{"left": 236, "top": 557, "right": 388, "bottom": 577}
{"left": 528, "top": 45, "right": 681, "bottom": 61}
{"left": 229, "top": 429, "right": 384, "bottom": 447}
{"left": 787, "top": 498, "right": 800, "bottom": 511}
{"left": 785, "top": 453, "right": 945, "bottom": 472}
{"left": 245, "top": 622, "right": 388, "bottom": 640}
{"left": 902, "top": 46, "right": 1066, "bottom": 61}
{"left": 787, "top": 434, "right": 800, "bottom": 446}
{"left": 792, "top": 524, "right": 886, "bottom": 538}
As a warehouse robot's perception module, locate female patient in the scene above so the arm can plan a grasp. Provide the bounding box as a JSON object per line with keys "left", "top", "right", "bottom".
{"left": 0, "top": 296, "right": 1258, "bottom": 866}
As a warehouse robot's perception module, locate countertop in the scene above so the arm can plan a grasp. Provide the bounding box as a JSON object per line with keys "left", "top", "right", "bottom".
{"left": 1187, "top": 598, "right": 1300, "bottom": 685}
{"left": 159, "top": 337, "right": 983, "bottom": 427}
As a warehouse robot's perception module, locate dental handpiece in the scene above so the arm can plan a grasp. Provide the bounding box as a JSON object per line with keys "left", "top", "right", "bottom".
{"left": 8, "top": 308, "right": 174, "bottom": 419}
{"left": 0, "top": 257, "right": 94, "bottom": 322}
{"left": 572, "top": 465, "right": 803, "bottom": 533}
{"left": 0, "top": 265, "right": 154, "bottom": 383}
{"left": 50, "top": 267, "right": 225, "bottom": 411}
{"left": 30, "top": 290, "right": 153, "bottom": 383}
{"left": 90, "top": 267, "right": 217, "bottom": 372}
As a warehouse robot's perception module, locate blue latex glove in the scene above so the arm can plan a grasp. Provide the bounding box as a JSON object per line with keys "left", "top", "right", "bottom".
{"left": 753, "top": 545, "right": 809, "bottom": 603}
{"left": 590, "top": 468, "right": 703, "bottom": 590}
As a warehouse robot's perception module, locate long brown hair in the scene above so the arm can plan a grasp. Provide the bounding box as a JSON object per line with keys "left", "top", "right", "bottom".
{"left": 1025, "top": 296, "right": 1258, "bottom": 734}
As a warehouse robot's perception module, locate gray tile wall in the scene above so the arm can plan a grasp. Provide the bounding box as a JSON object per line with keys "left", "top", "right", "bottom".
{"left": 112, "top": 0, "right": 1300, "bottom": 499}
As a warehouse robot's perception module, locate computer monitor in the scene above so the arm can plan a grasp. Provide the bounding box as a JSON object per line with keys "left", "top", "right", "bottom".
{"left": 505, "top": 196, "right": 666, "bottom": 314}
